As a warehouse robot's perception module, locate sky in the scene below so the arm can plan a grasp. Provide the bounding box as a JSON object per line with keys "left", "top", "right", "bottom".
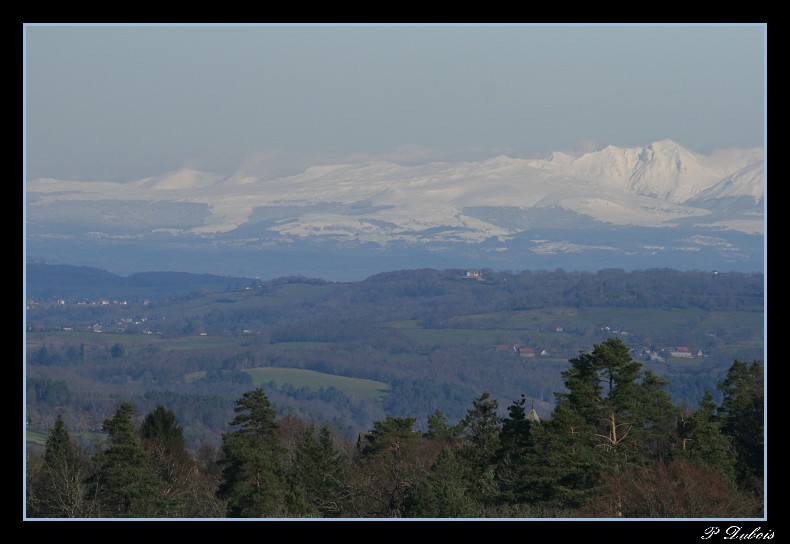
{"left": 24, "top": 23, "right": 766, "bottom": 182}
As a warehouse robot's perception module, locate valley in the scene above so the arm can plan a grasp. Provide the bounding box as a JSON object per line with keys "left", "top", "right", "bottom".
{"left": 25, "top": 265, "right": 764, "bottom": 453}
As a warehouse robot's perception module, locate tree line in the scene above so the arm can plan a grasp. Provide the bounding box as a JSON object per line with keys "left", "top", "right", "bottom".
{"left": 25, "top": 339, "right": 764, "bottom": 519}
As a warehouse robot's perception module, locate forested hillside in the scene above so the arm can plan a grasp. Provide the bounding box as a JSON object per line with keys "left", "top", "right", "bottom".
{"left": 25, "top": 346, "right": 764, "bottom": 518}
{"left": 26, "top": 266, "right": 763, "bottom": 454}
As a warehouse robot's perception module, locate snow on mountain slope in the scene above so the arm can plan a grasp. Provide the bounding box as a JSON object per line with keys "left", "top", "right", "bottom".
{"left": 691, "top": 161, "right": 765, "bottom": 203}
{"left": 26, "top": 140, "right": 764, "bottom": 241}
{"left": 531, "top": 139, "right": 763, "bottom": 204}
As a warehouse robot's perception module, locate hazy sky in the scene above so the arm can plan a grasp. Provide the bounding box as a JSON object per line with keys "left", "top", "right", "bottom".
{"left": 24, "top": 23, "right": 766, "bottom": 182}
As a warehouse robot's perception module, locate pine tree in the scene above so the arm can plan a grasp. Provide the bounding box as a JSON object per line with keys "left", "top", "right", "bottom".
{"left": 556, "top": 350, "right": 602, "bottom": 426}
{"left": 92, "top": 403, "right": 163, "bottom": 517}
{"left": 458, "top": 392, "right": 502, "bottom": 504}
{"left": 403, "top": 447, "right": 474, "bottom": 518}
{"left": 538, "top": 338, "right": 650, "bottom": 508}
{"left": 352, "top": 416, "right": 429, "bottom": 517}
{"left": 674, "top": 391, "right": 737, "bottom": 482}
{"left": 628, "top": 370, "right": 678, "bottom": 465}
{"left": 559, "top": 339, "right": 654, "bottom": 466}
{"left": 426, "top": 409, "right": 460, "bottom": 444}
{"left": 216, "top": 388, "right": 286, "bottom": 517}
{"left": 139, "top": 405, "right": 192, "bottom": 515}
{"left": 495, "top": 394, "right": 543, "bottom": 504}
{"left": 285, "top": 425, "right": 348, "bottom": 517}
{"left": 522, "top": 402, "right": 602, "bottom": 509}
{"left": 140, "top": 405, "right": 189, "bottom": 464}
{"left": 717, "top": 360, "right": 764, "bottom": 488}
{"left": 27, "top": 415, "right": 98, "bottom": 518}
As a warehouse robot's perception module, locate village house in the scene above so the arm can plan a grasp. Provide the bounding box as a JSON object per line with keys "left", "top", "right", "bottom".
{"left": 463, "top": 269, "right": 484, "bottom": 281}
{"left": 669, "top": 346, "right": 693, "bottom": 358}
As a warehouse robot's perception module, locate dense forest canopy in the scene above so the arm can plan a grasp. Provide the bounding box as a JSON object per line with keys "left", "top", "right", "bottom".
{"left": 25, "top": 348, "right": 765, "bottom": 519}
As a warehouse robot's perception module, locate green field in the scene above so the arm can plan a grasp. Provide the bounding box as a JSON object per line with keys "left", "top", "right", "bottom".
{"left": 26, "top": 427, "right": 108, "bottom": 450}
{"left": 243, "top": 367, "right": 390, "bottom": 400}
{"left": 26, "top": 427, "right": 49, "bottom": 446}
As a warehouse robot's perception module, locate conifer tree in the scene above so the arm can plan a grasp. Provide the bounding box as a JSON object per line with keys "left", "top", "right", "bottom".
{"left": 216, "top": 388, "right": 286, "bottom": 517}
{"left": 522, "top": 402, "right": 602, "bottom": 509}
{"left": 352, "top": 416, "right": 428, "bottom": 517}
{"left": 494, "top": 394, "right": 535, "bottom": 503}
{"left": 674, "top": 390, "right": 737, "bottom": 481}
{"left": 140, "top": 405, "right": 189, "bottom": 464}
{"left": 403, "top": 447, "right": 474, "bottom": 518}
{"left": 426, "top": 409, "right": 460, "bottom": 444}
{"left": 717, "top": 360, "right": 764, "bottom": 488}
{"left": 458, "top": 392, "right": 502, "bottom": 504}
{"left": 558, "top": 339, "right": 655, "bottom": 464}
{"left": 139, "top": 405, "right": 192, "bottom": 515}
{"left": 27, "top": 415, "right": 98, "bottom": 518}
{"left": 627, "top": 370, "right": 678, "bottom": 465}
{"left": 285, "top": 424, "right": 349, "bottom": 517}
{"left": 93, "top": 403, "right": 163, "bottom": 517}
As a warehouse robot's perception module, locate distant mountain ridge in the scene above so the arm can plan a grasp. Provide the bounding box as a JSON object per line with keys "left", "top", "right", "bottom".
{"left": 25, "top": 263, "right": 254, "bottom": 301}
{"left": 25, "top": 140, "right": 765, "bottom": 280}
{"left": 27, "top": 139, "right": 764, "bottom": 239}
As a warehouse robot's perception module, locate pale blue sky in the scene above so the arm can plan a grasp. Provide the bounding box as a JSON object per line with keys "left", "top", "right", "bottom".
{"left": 24, "top": 23, "right": 766, "bottom": 181}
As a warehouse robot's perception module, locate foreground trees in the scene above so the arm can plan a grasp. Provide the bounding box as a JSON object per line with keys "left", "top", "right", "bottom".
{"left": 216, "top": 388, "right": 286, "bottom": 517}
{"left": 26, "top": 415, "right": 98, "bottom": 518}
{"left": 25, "top": 342, "right": 764, "bottom": 519}
{"left": 717, "top": 359, "right": 764, "bottom": 491}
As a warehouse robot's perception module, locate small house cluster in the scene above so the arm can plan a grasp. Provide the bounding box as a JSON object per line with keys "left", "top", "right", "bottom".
{"left": 462, "top": 270, "right": 484, "bottom": 281}
{"left": 668, "top": 346, "right": 704, "bottom": 358}
{"left": 494, "top": 344, "right": 551, "bottom": 358}
{"left": 640, "top": 346, "right": 706, "bottom": 362}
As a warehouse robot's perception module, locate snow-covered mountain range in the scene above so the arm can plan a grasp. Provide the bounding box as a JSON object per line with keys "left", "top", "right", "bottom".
{"left": 25, "top": 140, "right": 765, "bottom": 280}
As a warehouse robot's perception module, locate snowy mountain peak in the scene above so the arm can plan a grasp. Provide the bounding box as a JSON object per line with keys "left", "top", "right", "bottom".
{"left": 563, "top": 140, "right": 762, "bottom": 203}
